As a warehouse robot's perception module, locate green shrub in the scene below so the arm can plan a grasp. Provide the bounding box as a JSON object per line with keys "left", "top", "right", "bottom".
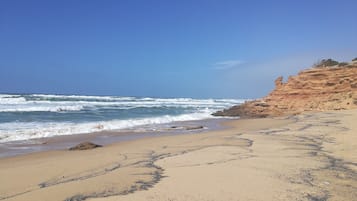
{"left": 314, "top": 59, "right": 339, "bottom": 67}
{"left": 338, "top": 62, "right": 348, "bottom": 67}
{"left": 352, "top": 57, "right": 357, "bottom": 61}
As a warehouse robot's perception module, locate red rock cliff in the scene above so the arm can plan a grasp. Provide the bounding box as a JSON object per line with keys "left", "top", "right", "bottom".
{"left": 214, "top": 62, "right": 357, "bottom": 118}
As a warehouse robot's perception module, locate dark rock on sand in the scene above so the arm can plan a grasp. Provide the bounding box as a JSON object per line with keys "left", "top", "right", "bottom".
{"left": 185, "top": 125, "right": 204, "bottom": 130}
{"left": 169, "top": 125, "right": 204, "bottom": 130}
{"left": 69, "top": 142, "right": 102, "bottom": 151}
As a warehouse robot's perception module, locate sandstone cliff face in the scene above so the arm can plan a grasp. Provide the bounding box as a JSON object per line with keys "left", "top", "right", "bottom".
{"left": 214, "top": 63, "right": 357, "bottom": 118}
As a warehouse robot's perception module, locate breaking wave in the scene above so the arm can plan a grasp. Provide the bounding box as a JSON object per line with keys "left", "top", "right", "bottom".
{"left": 0, "top": 94, "right": 244, "bottom": 142}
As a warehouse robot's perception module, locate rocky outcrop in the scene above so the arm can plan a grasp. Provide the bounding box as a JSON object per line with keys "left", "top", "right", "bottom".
{"left": 69, "top": 142, "right": 102, "bottom": 151}
{"left": 214, "top": 62, "right": 357, "bottom": 118}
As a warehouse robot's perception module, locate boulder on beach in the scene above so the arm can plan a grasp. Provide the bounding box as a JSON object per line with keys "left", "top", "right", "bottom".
{"left": 185, "top": 125, "right": 204, "bottom": 130}
{"left": 69, "top": 142, "right": 103, "bottom": 151}
{"left": 169, "top": 125, "right": 204, "bottom": 130}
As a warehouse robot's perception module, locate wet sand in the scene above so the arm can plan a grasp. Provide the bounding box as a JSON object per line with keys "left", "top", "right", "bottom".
{"left": 0, "top": 118, "right": 226, "bottom": 158}
{"left": 0, "top": 110, "right": 356, "bottom": 201}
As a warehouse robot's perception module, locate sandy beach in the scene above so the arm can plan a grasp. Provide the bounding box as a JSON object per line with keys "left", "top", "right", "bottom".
{"left": 2, "top": 1, "right": 357, "bottom": 201}
{"left": 0, "top": 109, "right": 356, "bottom": 201}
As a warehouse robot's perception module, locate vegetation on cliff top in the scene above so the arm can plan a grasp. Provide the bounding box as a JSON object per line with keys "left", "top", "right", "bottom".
{"left": 314, "top": 59, "right": 339, "bottom": 67}
{"left": 314, "top": 58, "right": 357, "bottom": 68}
{"left": 338, "top": 62, "right": 349, "bottom": 67}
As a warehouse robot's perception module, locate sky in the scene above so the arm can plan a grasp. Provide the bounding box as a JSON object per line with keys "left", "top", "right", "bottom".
{"left": 1, "top": 0, "right": 357, "bottom": 98}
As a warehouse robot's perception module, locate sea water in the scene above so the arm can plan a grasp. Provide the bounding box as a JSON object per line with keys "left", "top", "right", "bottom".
{"left": 0, "top": 94, "right": 244, "bottom": 142}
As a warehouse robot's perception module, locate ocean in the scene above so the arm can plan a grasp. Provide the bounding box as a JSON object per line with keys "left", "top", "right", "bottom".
{"left": 0, "top": 94, "right": 243, "bottom": 143}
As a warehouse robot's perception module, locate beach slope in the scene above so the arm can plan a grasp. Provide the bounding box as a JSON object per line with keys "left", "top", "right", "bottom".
{"left": 0, "top": 109, "right": 356, "bottom": 201}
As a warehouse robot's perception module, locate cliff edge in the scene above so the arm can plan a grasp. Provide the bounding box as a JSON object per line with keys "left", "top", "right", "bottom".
{"left": 214, "top": 59, "right": 357, "bottom": 118}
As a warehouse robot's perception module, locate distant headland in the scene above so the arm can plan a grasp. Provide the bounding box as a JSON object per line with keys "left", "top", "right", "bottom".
{"left": 214, "top": 57, "right": 357, "bottom": 118}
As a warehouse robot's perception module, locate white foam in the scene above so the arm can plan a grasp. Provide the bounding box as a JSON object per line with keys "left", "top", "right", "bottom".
{"left": 0, "top": 94, "right": 245, "bottom": 142}
{"left": 0, "top": 105, "right": 85, "bottom": 112}
{"left": 0, "top": 109, "right": 216, "bottom": 142}
{"left": 0, "top": 96, "right": 27, "bottom": 104}
{"left": 31, "top": 94, "right": 136, "bottom": 101}
{"left": 0, "top": 94, "right": 244, "bottom": 113}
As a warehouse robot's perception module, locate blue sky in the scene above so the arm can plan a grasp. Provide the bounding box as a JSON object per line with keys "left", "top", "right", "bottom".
{"left": 1, "top": 0, "right": 357, "bottom": 98}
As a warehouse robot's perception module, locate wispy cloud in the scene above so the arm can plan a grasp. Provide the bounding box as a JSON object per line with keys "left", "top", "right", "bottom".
{"left": 212, "top": 60, "right": 244, "bottom": 70}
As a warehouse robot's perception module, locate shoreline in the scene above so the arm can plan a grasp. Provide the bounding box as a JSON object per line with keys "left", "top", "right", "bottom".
{"left": 1, "top": 110, "right": 356, "bottom": 201}
{"left": 0, "top": 93, "right": 243, "bottom": 144}
{"left": 0, "top": 118, "right": 233, "bottom": 158}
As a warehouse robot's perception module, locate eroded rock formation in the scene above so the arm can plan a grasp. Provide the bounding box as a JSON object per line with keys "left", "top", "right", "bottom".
{"left": 214, "top": 62, "right": 357, "bottom": 118}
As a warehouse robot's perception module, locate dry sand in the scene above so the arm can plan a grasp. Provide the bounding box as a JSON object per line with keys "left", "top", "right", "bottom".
{"left": 0, "top": 110, "right": 356, "bottom": 201}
